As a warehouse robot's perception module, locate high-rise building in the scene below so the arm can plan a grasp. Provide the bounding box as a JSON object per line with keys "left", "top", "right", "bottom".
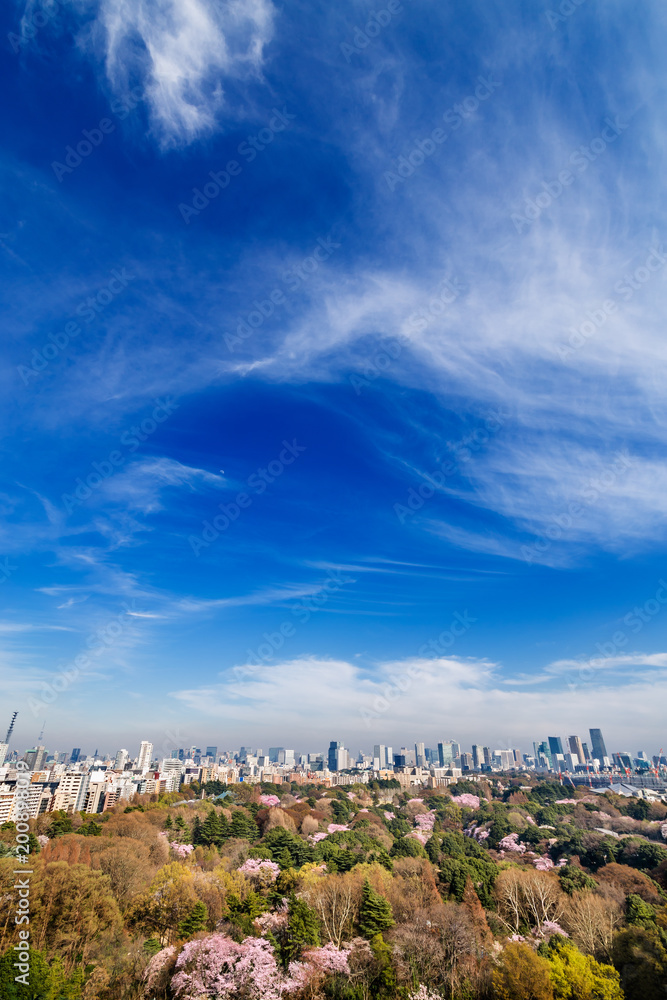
{"left": 70, "top": 748, "right": 81, "bottom": 763}
{"left": 568, "top": 736, "right": 585, "bottom": 763}
{"left": 24, "top": 746, "right": 47, "bottom": 771}
{"left": 328, "top": 741, "right": 342, "bottom": 771}
{"left": 374, "top": 744, "right": 393, "bottom": 769}
{"left": 548, "top": 737, "right": 564, "bottom": 758}
{"left": 205, "top": 746, "right": 218, "bottom": 758}
{"left": 114, "top": 749, "right": 128, "bottom": 771}
{"left": 589, "top": 728, "right": 608, "bottom": 762}
{"left": 460, "top": 752, "right": 474, "bottom": 770}
{"left": 472, "top": 745, "right": 482, "bottom": 768}
{"left": 483, "top": 747, "right": 492, "bottom": 766}
{"left": 0, "top": 743, "right": 7, "bottom": 767}
{"left": 582, "top": 742, "right": 591, "bottom": 762}
{"left": 137, "top": 741, "right": 153, "bottom": 773}
{"left": 415, "top": 742, "right": 426, "bottom": 767}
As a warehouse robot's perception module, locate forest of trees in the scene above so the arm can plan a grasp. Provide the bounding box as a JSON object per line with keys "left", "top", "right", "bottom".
{"left": 1, "top": 776, "right": 667, "bottom": 999}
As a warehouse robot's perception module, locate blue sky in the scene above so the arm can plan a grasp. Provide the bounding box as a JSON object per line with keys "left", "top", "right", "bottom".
{"left": 2, "top": 0, "right": 667, "bottom": 758}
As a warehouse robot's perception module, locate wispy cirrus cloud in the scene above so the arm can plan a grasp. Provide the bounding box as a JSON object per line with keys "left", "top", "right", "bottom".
{"left": 87, "top": 0, "right": 275, "bottom": 147}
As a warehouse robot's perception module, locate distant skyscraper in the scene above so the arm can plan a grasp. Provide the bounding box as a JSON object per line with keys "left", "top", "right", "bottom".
{"left": 114, "top": 749, "right": 128, "bottom": 771}
{"left": 438, "top": 741, "right": 457, "bottom": 767}
{"left": 415, "top": 742, "right": 426, "bottom": 767}
{"left": 472, "top": 745, "right": 482, "bottom": 768}
{"left": 582, "top": 742, "right": 591, "bottom": 762}
{"left": 0, "top": 743, "right": 7, "bottom": 767}
{"left": 568, "top": 736, "right": 585, "bottom": 763}
{"left": 206, "top": 746, "right": 218, "bottom": 758}
{"left": 589, "top": 728, "right": 608, "bottom": 761}
{"left": 548, "top": 737, "right": 564, "bottom": 757}
{"left": 137, "top": 741, "right": 153, "bottom": 772}
{"left": 70, "top": 748, "right": 81, "bottom": 763}
{"left": 24, "top": 746, "right": 46, "bottom": 771}
{"left": 328, "top": 741, "right": 342, "bottom": 771}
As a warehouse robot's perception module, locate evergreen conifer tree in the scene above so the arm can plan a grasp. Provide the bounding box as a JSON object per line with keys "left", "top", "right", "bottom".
{"left": 358, "top": 880, "right": 395, "bottom": 938}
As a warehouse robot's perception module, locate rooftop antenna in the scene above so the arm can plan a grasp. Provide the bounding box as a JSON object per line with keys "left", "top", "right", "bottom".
{"left": 5, "top": 711, "right": 18, "bottom": 745}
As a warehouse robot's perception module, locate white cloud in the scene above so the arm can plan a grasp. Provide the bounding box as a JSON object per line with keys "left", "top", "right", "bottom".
{"left": 100, "top": 457, "right": 225, "bottom": 513}
{"left": 93, "top": 0, "right": 275, "bottom": 146}
{"left": 169, "top": 651, "right": 667, "bottom": 750}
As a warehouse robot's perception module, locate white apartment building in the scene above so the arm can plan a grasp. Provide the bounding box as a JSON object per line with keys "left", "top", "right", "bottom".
{"left": 52, "top": 772, "right": 89, "bottom": 813}
{"left": 137, "top": 741, "right": 153, "bottom": 773}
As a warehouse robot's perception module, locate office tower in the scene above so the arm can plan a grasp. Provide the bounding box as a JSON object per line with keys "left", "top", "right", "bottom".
{"left": 535, "top": 741, "right": 552, "bottom": 765}
{"left": 24, "top": 746, "right": 46, "bottom": 771}
{"left": 70, "top": 748, "right": 81, "bottom": 763}
{"left": 386, "top": 746, "right": 393, "bottom": 768}
{"left": 328, "top": 741, "right": 342, "bottom": 771}
{"left": 278, "top": 749, "right": 295, "bottom": 767}
{"left": 483, "top": 747, "right": 492, "bottom": 765}
{"left": 374, "top": 744, "right": 393, "bottom": 768}
{"left": 205, "top": 746, "right": 218, "bottom": 758}
{"left": 137, "top": 741, "right": 153, "bottom": 772}
{"left": 548, "top": 737, "right": 564, "bottom": 757}
{"left": 460, "top": 752, "right": 474, "bottom": 770}
{"left": 568, "top": 736, "right": 585, "bottom": 762}
{"left": 0, "top": 743, "right": 7, "bottom": 767}
{"left": 450, "top": 741, "right": 460, "bottom": 759}
{"left": 589, "top": 728, "right": 608, "bottom": 761}
{"left": 496, "top": 749, "right": 515, "bottom": 770}
{"left": 114, "top": 749, "right": 128, "bottom": 771}
{"left": 614, "top": 752, "right": 632, "bottom": 770}
{"left": 582, "top": 742, "right": 591, "bottom": 762}
{"left": 268, "top": 747, "right": 283, "bottom": 763}
{"left": 393, "top": 752, "right": 406, "bottom": 767}
{"left": 415, "top": 742, "right": 426, "bottom": 767}
{"left": 564, "top": 752, "right": 579, "bottom": 771}
{"left": 472, "top": 745, "right": 482, "bottom": 768}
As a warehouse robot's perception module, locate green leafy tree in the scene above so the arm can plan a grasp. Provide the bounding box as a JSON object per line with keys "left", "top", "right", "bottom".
{"left": 368, "top": 933, "right": 397, "bottom": 998}
{"left": 163, "top": 815, "right": 173, "bottom": 829}
{"left": 558, "top": 866, "right": 597, "bottom": 896}
{"left": 626, "top": 893, "right": 656, "bottom": 927}
{"left": 541, "top": 935, "right": 624, "bottom": 1000}
{"left": 389, "top": 837, "right": 426, "bottom": 859}
{"left": 46, "top": 813, "right": 73, "bottom": 838}
{"left": 612, "top": 926, "right": 667, "bottom": 1000}
{"left": 358, "top": 880, "right": 394, "bottom": 939}
{"left": 177, "top": 900, "right": 208, "bottom": 938}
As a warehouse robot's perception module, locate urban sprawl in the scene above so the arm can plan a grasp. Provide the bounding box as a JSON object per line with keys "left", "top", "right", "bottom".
{"left": 2, "top": 725, "right": 666, "bottom": 822}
